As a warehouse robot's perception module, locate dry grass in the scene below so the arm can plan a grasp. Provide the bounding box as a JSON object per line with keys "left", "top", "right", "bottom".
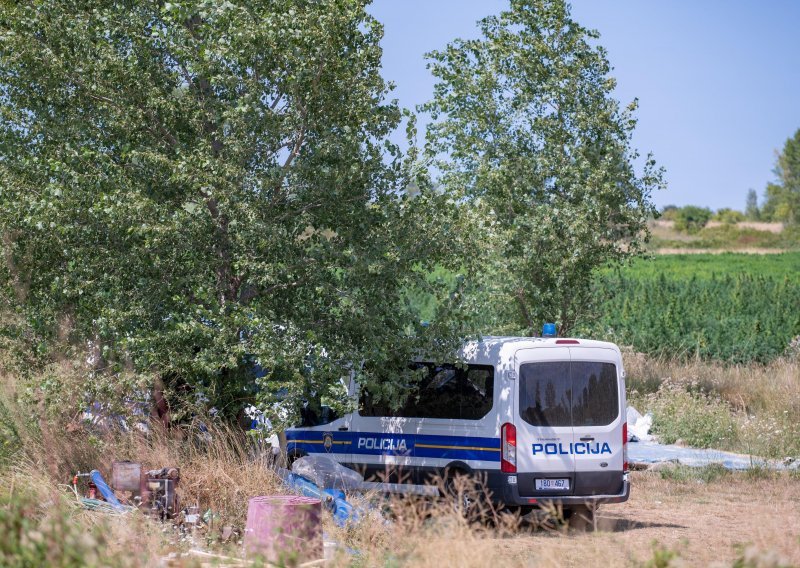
{"left": 624, "top": 353, "right": 800, "bottom": 458}
{"left": 623, "top": 352, "right": 800, "bottom": 418}
{"left": 325, "top": 469, "right": 800, "bottom": 567}
{"left": 2, "top": 353, "right": 799, "bottom": 567}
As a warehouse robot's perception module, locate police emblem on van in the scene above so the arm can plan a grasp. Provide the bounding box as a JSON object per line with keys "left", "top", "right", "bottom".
{"left": 323, "top": 432, "right": 333, "bottom": 452}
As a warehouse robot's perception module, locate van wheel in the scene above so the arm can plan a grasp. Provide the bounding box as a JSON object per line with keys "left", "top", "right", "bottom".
{"left": 443, "top": 471, "right": 489, "bottom": 522}
{"left": 566, "top": 506, "right": 595, "bottom": 531}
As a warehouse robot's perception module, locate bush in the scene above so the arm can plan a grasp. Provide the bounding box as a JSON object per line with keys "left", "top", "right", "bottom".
{"left": 0, "top": 494, "right": 130, "bottom": 568}
{"left": 712, "top": 208, "right": 746, "bottom": 224}
{"left": 673, "top": 206, "right": 713, "bottom": 234}
{"left": 644, "top": 380, "right": 738, "bottom": 448}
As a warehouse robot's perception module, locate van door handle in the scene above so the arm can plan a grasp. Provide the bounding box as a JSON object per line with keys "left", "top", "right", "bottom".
{"left": 579, "top": 436, "right": 595, "bottom": 442}
{"left": 338, "top": 426, "right": 349, "bottom": 431}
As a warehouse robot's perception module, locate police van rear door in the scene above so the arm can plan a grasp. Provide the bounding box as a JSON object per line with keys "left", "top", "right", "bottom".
{"left": 569, "top": 347, "right": 625, "bottom": 496}
{"left": 514, "top": 347, "right": 575, "bottom": 497}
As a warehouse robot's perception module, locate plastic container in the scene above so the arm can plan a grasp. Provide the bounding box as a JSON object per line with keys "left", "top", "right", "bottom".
{"left": 244, "top": 495, "right": 322, "bottom": 563}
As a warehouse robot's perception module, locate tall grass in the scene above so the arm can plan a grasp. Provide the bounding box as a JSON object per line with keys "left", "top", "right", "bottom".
{"left": 625, "top": 353, "right": 800, "bottom": 458}
{"left": 1, "top": 350, "right": 798, "bottom": 566}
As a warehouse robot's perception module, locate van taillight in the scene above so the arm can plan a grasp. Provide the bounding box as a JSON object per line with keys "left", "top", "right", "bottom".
{"left": 622, "top": 421, "right": 629, "bottom": 473}
{"left": 501, "top": 422, "right": 516, "bottom": 473}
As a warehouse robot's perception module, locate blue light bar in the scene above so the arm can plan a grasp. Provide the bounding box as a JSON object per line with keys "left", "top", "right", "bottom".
{"left": 542, "top": 323, "right": 557, "bottom": 338}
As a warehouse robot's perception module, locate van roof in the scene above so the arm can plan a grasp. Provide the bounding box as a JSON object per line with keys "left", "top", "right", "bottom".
{"left": 456, "top": 336, "right": 621, "bottom": 366}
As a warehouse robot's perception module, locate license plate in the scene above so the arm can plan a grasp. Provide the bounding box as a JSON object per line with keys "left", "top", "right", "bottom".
{"left": 535, "top": 478, "right": 569, "bottom": 490}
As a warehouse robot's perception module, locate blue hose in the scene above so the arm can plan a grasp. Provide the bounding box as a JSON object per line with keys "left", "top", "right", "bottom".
{"left": 90, "top": 470, "right": 126, "bottom": 511}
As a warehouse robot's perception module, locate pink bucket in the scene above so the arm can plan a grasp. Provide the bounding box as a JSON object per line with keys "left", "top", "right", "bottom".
{"left": 244, "top": 495, "right": 322, "bottom": 563}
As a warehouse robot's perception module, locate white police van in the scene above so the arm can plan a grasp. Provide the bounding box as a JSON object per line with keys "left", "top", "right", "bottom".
{"left": 286, "top": 335, "right": 630, "bottom": 513}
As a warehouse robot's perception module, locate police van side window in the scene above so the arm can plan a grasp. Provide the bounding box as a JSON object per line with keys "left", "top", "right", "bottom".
{"left": 359, "top": 364, "right": 494, "bottom": 420}
{"left": 409, "top": 365, "right": 494, "bottom": 420}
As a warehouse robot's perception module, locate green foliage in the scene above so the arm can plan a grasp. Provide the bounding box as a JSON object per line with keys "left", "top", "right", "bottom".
{"left": 712, "top": 208, "right": 745, "bottom": 224}
{"left": 672, "top": 205, "right": 713, "bottom": 234}
{"left": 641, "top": 380, "right": 738, "bottom": 448}
{"left": 660, "top": 205, "right": 679, "bottom": 221}
{"left": 655, "top": 463, "right": 731, "bottom": 484}
{"left": 0, "top": 397, "right": 21, "bottom": 464}
{"left": 0, "top": 494, "right": 131, "bottom": 568}
{"left": 592, "top": 254, "right": 800, "bottom": 363}
{"left": 421, "top": 0, "right": 662, "bottom": 335}
{"left": 0, "top": 1, "right": 466, "bottom": 421}
{"left": 642, "top": 543, "right": 682, "bottom": 568}
{"left": 761, "top": 128, "right": 800, "bottom": 224}
{"left": 745, "top": 189, "right": 761, "bottom": 220}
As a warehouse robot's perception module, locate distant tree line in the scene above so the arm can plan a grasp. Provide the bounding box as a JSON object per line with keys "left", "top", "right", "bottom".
{"left": 663, "top": 128, "right": 800, "bottom": 233}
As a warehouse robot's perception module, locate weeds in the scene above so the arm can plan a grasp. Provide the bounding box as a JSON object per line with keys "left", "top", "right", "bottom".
{"left": 641, "top": 542, "right": 683, "bottom": 568}
{"left": 640, "top": 379, "right": 738, "bottom": 448}
{"left": 656, "top": 463, "right": 731, "bottom": 483}
{"left": 625, "top": 354, "right": 800, "bottom": 459}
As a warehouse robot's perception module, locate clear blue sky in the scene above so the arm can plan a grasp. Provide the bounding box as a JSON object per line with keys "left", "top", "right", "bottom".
{"left": 367, "top": 1, "right": 800, "bottom": 211}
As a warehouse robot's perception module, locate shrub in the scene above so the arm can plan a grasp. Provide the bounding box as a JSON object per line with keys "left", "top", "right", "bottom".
{"left": 673, "top": 206, "right": 713, "bottom": 234}
{"left": 0, "top": 494, "right": 131, "bottom": 568}
{"left": 712, "top": 208, "right": 746, "bottom": 224}
{"left": 644, "top": 380, "right": 738, "bottom": 448}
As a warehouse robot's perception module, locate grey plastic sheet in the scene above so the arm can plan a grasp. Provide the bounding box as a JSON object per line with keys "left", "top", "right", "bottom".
{"left": 627, "top": 441, "right": 798, "bottom": 470}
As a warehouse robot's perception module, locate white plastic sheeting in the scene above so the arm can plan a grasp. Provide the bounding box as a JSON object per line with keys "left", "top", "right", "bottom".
{"left": 626, "top": 406, "right": 653, "bottom": 442}
{"left": 290, "top": 455, "right": 439, "bottom": 496}
{"left": 291, "top": 455, "right": 364, "bottom": 490}
{"left": 627, "top": 441, "right": 797, "bottom": 470}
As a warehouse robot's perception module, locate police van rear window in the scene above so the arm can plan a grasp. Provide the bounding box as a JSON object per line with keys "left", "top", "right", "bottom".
{"left": 519, "top": 361, "right": 618, "bottom": 427}
{"left": 360, "top": 364, "right": 494, "bottom": 420}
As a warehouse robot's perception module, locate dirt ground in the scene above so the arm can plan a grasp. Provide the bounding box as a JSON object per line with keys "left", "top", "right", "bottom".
{"left": 402, "top": 471, "right": 800, "bottom": 567}
{"left": 653, "top": 247, "right": 790, "bottom": 255}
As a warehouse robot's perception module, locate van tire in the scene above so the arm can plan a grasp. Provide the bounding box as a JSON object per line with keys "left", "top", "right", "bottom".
{"left": 566, "top": 505, "right": 595, "bottom": 531}
{"left": 443, "top": 470, "right": 493, "bottom": 522}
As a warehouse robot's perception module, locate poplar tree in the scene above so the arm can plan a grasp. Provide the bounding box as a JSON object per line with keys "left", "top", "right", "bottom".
{"left": 423, "top": 0, "right": 663, "bottom": 334}
{"left": 0, "top": 1, "right": 460, "bottom": 421}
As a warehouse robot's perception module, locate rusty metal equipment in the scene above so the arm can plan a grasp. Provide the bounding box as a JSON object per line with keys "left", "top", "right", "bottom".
{"left": 143, "top": 467, "right": 180, "bottom": 520}
{"left": 107, "top": 461, "right": 181, "bottom": 520}
{"left": 111, "top": 461, "right": 142, "bottom": 492}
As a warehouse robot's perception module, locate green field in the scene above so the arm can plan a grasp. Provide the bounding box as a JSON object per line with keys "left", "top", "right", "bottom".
{"left": 605, "top": 252, "right": 800, "bottom": 281}
{"left": 592, "top": 253, "right": 800, "bottom": 363}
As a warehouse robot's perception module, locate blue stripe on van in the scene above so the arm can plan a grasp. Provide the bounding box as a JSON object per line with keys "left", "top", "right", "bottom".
{"left": 286, "top": 430, "right": 501, "bottom": 462}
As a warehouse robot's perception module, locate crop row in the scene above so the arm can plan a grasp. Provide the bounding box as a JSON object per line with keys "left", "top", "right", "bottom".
{"left": 592, "top": 268, "right": 800, "bottom": 363}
